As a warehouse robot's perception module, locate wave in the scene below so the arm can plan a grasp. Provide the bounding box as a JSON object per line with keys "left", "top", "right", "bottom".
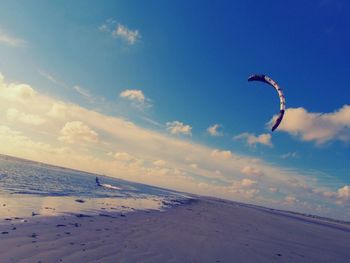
{"left": 101, "top": 184, "right": 122, "bottom": 190}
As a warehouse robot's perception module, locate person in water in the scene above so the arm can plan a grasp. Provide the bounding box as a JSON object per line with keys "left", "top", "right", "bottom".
{"left": 95, "top": 177, "right": 101, "bottom": 186}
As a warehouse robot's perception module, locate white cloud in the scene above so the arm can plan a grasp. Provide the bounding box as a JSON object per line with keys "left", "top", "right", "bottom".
{"left": 112, "top": 23, "right": 140, "bottom": 45}
{"left": 120, "top": 89, "right": 145, "bottom": 103}
{"left": 59, "top": 121, "right": 98, "bottom": 144}
{"left": 38, "top": 70, "right": 57, "bottom": 84}
{"left": 6, "top": 108, "right": 45, "bottom": 126}
{"left": 0, "top": 75, "right": 36, "bottom": 101}
{"left": 0, "top": 29, "right": 26, "bottom": 47}
{"left": 98, "top": 24, "right": 109, "bottom": 32}
{"left": 98, "top": 18, "right": 117, "bottom": 32}
{"left": 0, "top": 125, "right": 70, "bottom": 165}
{"left": 234, "top": 132, "right": 272, "bottom": 147}
{"left": 113, "top": 152, "right": 138, "bottom": 162}
{"left": 153, "top": 159, "right": 166, "bottom": 166}
{"left": 47, "top": 102, "right": 68, "bottom": 120}
{"left": 141, "top": 116, "right": 164, "bottom": 127}
{"left": 281, "top": 152, "right": 298, "bottom": 159}
{"left": 38, "top": 71, "right": 103, "bottom": 105}
{"left": 6, "top": 108, "right": 19, "bottom": 120}
{"left": 337, "top": 185, "right": 350, "bottom": 200}
{"left": 240, "top": 178, "right": 257, "bottom": 187}
{"left": 114, "top": 152, "right": 133, "bottom": 161}
{"left": 271, "top": 106, "right": 350, "bottom": 144}
{"left": 210, "top": 149, "right": 233, "bottom": 160}
{"left": 37, "top": 69, "right": 63, "bottom": 87}
{"left": 73, "top": 85, "right": 95, "bottom": 103}
{"left": 207, "top": 124, "right": 223, "bottom": 136}
{"left": 166, "top": 121, "right": 192, "bottom": 136}
{"left": 120, "top": 89, "right": 152, "bottom": 109}
{"left": 315, "top": 185, "right": 350, "bottom": 205}
{"left": 99, "top": 20, "right": 140, "bottom": 45}
{"left": 241, "top": 166, "right": 263, "bottom": 177}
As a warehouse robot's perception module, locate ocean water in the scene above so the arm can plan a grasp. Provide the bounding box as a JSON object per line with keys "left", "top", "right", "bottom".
{"left": 0, "top": 154, "right": 187, "bottom": 219}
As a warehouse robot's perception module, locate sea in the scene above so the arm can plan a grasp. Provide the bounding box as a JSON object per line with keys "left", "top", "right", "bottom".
{"left": 0, "top": 154, "right": 188, "bottom": 219}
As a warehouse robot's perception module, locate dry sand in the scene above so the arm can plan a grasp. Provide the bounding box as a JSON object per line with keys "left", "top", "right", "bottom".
{"left": 1, "top": 197, "right": 349, "bottom": 263}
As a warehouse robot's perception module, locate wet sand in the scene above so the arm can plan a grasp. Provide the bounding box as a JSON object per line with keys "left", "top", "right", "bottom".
{"left": 1, "top": 197, "right": 349, "bottom": 263}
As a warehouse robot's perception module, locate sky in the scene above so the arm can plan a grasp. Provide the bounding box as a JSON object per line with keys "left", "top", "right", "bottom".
{"left": 0, "top": 0, "right": 349, "bottom": 220}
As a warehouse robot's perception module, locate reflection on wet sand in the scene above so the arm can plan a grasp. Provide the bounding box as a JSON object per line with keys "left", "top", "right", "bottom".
{"left": 0, "top": 194, "right": 166, "bottom": 220}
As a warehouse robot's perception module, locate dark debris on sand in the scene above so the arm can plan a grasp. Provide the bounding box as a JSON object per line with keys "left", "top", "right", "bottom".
{"left": 75, "top": 214, "right": 92, "bottom": 218}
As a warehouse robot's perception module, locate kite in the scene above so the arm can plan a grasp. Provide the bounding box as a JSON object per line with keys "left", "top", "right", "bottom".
{"left": 248, "top": 74, "right": 286, "bottom": 131}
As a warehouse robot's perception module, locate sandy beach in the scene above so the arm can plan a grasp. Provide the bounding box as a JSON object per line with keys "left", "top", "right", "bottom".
{"left": 1, "top": 197, "right": 349, "bottom": 263}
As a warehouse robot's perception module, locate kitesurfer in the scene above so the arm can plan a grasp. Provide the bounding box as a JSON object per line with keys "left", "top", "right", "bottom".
{"left": 96, "top": 177, "right": 101, "bottom": 187}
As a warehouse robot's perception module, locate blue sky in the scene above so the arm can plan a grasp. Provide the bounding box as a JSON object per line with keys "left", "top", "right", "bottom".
{"left": 0, "top": 0, "right": 349, "bottom": 219}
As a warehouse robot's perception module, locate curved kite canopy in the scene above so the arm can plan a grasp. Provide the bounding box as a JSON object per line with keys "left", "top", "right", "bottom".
{"left": 248, "top": 74, "right": 286, "bottom": 131}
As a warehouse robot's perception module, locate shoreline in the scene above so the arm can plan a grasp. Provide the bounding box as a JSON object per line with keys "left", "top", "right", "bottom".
{"left": 1, "top": 197, "right": 350, "bottom": 263}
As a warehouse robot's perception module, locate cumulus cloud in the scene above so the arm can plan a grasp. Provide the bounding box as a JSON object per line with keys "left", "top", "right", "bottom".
{"left": 241, "top": 166, "right": 263, "bottom": 177}
{"left": 99, "top": 20, "right": 140, "bottom": 45}
{"left": 114, "top": 152, "right": 133, "bottom": 161}
{"left": 166, "top": 121, "right": 192, "bottom": 136}
{"left": 337, "top": 185, "right": 350, "bottom": 199}
{"left": 234, "top": 132, "right": 272, "bottom": 147}
{"left": 112, "top": 152, "right": 140, "bottom": 163}
{"left": 47, "top": 102, "right": 68, "bottom": 120}
{"left": 112, "top": 23, "right": 140, "bottom": 45}
{"left": 120, "top": 89, "right": 145, "bottom": 103}
{"left": 119, "top": 89, "right": 151, "bottom": 109}
{"left": 6, "top": 108, "right": 45, "bottom": 125}
{"left": 59, "top": 121, "right": 98, "bottom": 144}
{"left": 226, "top": 180, "right": 260, "bottom": 199}
{"left": 316, "top": 185, "right": 350, "bottom": 205}
{"left": 0, "top": 75, "right": 35, "bottom": 101}
{"left": 210, "top": 149, "right": 233, "bottom": 160}
{"left": 153, "top": 159, "right": 166, "bottom": 166}
{"left": 240, "top": 178, "right": 257, "bottom": 187}
{"left": 0, "top": 29, "right": 26, "bottom": 47}
{"left": 207, "top": 124, "right": 223, "bottom": 136}
{"left": 271, "top": 106, "right": 350, "bottom": 144}
{"left": 0, "top": 125, "right": 70, "bottom": 165}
